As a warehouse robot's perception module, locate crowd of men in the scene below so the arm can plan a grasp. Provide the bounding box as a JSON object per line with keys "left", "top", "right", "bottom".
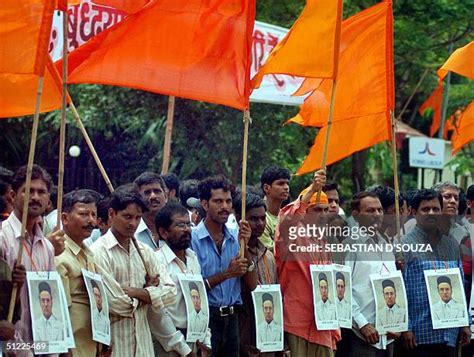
{"left": 0, "top": 163, "right": 473, "bottom": 357}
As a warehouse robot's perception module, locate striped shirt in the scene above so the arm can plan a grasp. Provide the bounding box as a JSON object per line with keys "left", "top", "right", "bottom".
{"left": 0, "top": 212, "right": 55, "bottom": 344}
{"left": 191, "top": 220, "right": 242, "bottom": 307}
{"left": 402, "top": 225, "right": 466, "bottom": 347}
{"left": 91, "top": 230, "right": 176, "bottom": 357}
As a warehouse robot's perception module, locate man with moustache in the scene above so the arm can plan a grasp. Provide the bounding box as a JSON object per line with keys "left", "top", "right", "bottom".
{"left": 55, "top": 189, "right": 102, "bottom": 356}
{"left": 91, "top": 185, "right": 176, "bottom": 357}
{"left": 134, "top": 172, "right": 168, "bottom": 249}
{"left": 432, "top": 276, "right": 465, "bottom": 320}
{"left": 0, "top": 165, "right": 61, "bottom": 345}
{"left": 257, "top": 293, "right": 282, "bottom": 343}
{"left": 260, "top": 166, "right": 291, "bottom": 252}
{"left": 344, "top": 191, "right": 398, "bottom": 357}
{"left": 431, "top": 182, "right": 469, "bottom": 244}
{"left": 401, "top": 189, "right": 470, "bottom": 357}
{"left": 324, "top": 182, "right": 342, "bottom": 217}
{"left": 149, "top": 202, "right": 211, "bottom": 357}
{"left": 275, "top": 170, "right": 340, "bottom": 357}
{"left": 191, "top": 176, "right": 257, "bottom": 356}
{"left": 376, "top": 280, "right": 406, "bottom": 327}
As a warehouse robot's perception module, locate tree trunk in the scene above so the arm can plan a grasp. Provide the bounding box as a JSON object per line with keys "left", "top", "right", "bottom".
{"left": 351, "top": 150, "right": 367, "bottom": 193}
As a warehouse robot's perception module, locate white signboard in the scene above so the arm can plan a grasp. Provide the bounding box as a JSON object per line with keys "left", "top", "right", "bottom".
{"left": 409, "top": 137, "right": 446, "bottom": 169}
{"left": 49, "top": 3, "right": 306, "bottom": 106}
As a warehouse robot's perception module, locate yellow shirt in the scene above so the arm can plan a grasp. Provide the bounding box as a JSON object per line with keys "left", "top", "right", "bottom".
{"left": 55, "top": 236, "right": 98, "bottom": 357}
{"left": 259, "top": 211, "right": 278, "bottom": 252}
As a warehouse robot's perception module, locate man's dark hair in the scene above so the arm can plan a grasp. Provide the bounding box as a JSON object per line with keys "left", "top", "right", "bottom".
{"left": 0, "top": 166, "right": 13, "bottom": 185}
{"left": 467, "top": 185, "right": 474, "bottom": 201}
{"left": 91, "top": 279, "right": 100, "bottom": 290}
{"left": 318, "top": 273, "right": 328, "bottom": 283}
{"left": 198, "top": 175, "right": 234, "bottom": 202}
{"left": 324, "top": 182, "right": 338, "bottom": 193}
{"left": 11, "top": 164, "right": 53, "bottom": 192}
{"left": 459, "top": 192, "right": 467, "bottom": 215}
{"left": 155, "top": 202, "right": 189, "bottom": 235}
{"left": 133, "top": 172, "right": 167, "bottom": 192}
{"left": 262, "top": 292, "right": 274, "bottom": 304}
{"left": 351, "top": 191, "right": 380, "bottom": 212}
{"left": 62, "top": 189, "right": 99, "bottom": 213}
{"left": 335, "top": 272, "right": 345, "bottom": 283}
{"left": 179, "top": 179, "right": 200, "bottom": 209}
{"left": 109, "top": 184, "right": 148, "bottom": 213}
{"left": 411, "top": 189, "right": 443, "bottom": 211}
{"left": 233, "top": 192, "right": 266, "bottom": 218}
{"left": 260, "top": 165, "right": 291, "bottom": 191}
{"left": 162, "top": 173, "right": 180, "bottom": 194}
{"left": 38, "top": 281, "right": 52, "bottom": 296}
{"left": 366, "top": 185, "right": 403, "bottom": 211}
{"left": 189, "top": 281, "right": 199, "bottom": 293}
{"left": 437, "top": 275, "right": 452, "bottom": 287}
{"left": 382, "top": 279, "right": 395, "bottom": 290}
{"left": 97, "top": 196, "right": 111, "bottom": 223}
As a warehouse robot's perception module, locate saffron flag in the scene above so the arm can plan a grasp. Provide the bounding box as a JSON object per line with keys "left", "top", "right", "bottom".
{"left": 64, "top": 0, "right": 256, "bottom": 110}
{"left": 251, "top": 0, "right": 343, "bottom": 89}
{"left": 56, "top": 0, "right": 82, "bottom": 12}
{"left": 418, "top": 83, "right": 444, "bottom": 137}
{"left": 452, "top": 101, "right": 474, "bottom": 154}
{"left": 92, "top": 0, "right": 150, "bottom": 14}
{"left": 438, "top": 42, "right": 474, "bottom": 81}
{"left": 290, "top": 2, "right": 394, "bottom": 174}
{"left": 0, "top": 0, "right": 62, "bottom": 118}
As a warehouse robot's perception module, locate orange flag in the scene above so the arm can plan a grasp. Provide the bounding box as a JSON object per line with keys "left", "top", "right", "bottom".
{"left": 251, "top": 0, "right": 343, "bottom": 89}
{"left": 418, "top": 82, "right": 444, "bottom": 137}
{"left": 92, "top": 0, "right": 150, "bottom": 14}
{"left": 438, "top": 41, "right": 474, "bottom": 81}
{"left": 0, "top": 0, "right": 62, "bottom": 118}
{"left": 56, "top": 0, "right": 82, "bottom": 12}
{"left": 291, "top": 2, "right": 394, "bottom": 174}
{"left": 63, "top": 0, "right": 256, "bottom": 110}
{"left": 452, "top": 101, "right": 474, "bottom": 154}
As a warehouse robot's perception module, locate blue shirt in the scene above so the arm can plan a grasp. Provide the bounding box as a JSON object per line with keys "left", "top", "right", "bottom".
{"left": 191, "top": 220, "right": 242, "bottom": 307}
{"left": 402, "top": 225, "right": 467, "bottom": 347}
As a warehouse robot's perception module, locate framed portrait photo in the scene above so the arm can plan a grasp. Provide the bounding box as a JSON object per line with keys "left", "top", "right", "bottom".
{"left": 177, "top": 273, "right": 209, "bottom": 343}
{"left": 310, "top": 265, "right": 338, "bottom": 330}
{"left": 82, "top": 269, "right": 111, "bottom": 346}
{"left": 333, "top": 264, "right": 352, "bottom": 329}
{"left": 424, "top": 268, "right": 468, "bottom": 329}
{"left": 252, "top": 284, "right": 284, "bottom": 353}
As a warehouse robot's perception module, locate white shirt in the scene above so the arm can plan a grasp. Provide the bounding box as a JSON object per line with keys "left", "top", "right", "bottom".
{"left": 315, "top": 299, "right": 337, "bottom": 321}
{"left": 377, "top": 304, "right": 406, "bottom": 326}
{"left": 92, "top": 308, "right": 110, "bottom": 335}
{"left": 257, "top": 319, "right": 282, "bottom": 343}
{"left": 189, "top": 309, "right": 208, "bottom": 334}
{"left": 337, "top": 298, "right": 351, "bottom": 320}
{"left": 432, "top": 299, "right": 465, "bottom": 320}
{"left": 34, "top": 314, "right": 64, "bottom": 342}
{"left": 148, "top": 242, "right": 211, "bottom": 356}
{"left": 344, "top": 231, "right": 397, "bottom": 349}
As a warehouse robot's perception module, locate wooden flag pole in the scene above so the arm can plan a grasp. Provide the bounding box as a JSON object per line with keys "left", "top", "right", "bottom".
{"left": 7, "top": 76, "right": 45, "bottom": 322}
{"left": 390, "top": 111, "right": 401, "bottom": 242}
{"left": 396, "top": 68, "right": 429, "bottom": 122}
{"left": 161, "top": 96, "right": 175, "bottom": 174}
{"left": 69, "top": 101, "right": 114, "bottom": 193}
{"left": 131, "top": 236, "right": 151, "bottom": 277}
{"left": 56, "top": 9, "right": 68, "bottom": 228}
{"left": 316, "top": 79, "right": 338, "bottom": 202}
{"left": 240, "top": 110, "right": 251, "bottom": 258}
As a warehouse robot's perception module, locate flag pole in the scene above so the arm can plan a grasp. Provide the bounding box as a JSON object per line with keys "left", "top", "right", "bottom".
{"left": 161, "top": 96, "right": 175, "bottom": 174}
{"left": 240, "top": 109, "right": 251, "bottom": 258}
{"left": 56, "top": 8, "right": 69, "bottom": 228}
{"left": 390, "top": 111, "right": 401, "bottom": 243}
{"left": 396, "top": 68, "right": 429, "bottom": 122}
{"left": 7, "top": 76, "right": 45, "bottom": 322}
{"left": 69, "top": 101, "right": 114, "bottom": 193}
{"left": 316, "top": 79, "right": 338, "bottom": 202}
